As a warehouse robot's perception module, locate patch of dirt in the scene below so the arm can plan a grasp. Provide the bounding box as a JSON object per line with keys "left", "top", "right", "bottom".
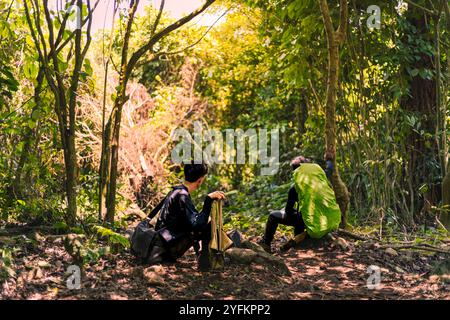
{"left": 1, "top": 234, "right": 449, "bottom": 300}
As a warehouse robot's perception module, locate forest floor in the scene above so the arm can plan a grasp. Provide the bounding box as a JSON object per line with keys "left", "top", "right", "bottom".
{"left": 1, "top": 229, "right": 449, "bottom": 300}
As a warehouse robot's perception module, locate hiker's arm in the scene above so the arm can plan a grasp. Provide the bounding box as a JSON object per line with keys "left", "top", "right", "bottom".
{"left": 285, "top": 186, "right": 299, "bottom": 216}
{"left": 324, "top": 151, "right": 334, "bottom": 180}
{"left": 180, "top": 194, "right": 213, "bottom": 231}
{"left": 325, "top": 160, "right": 334, "bottom": 180}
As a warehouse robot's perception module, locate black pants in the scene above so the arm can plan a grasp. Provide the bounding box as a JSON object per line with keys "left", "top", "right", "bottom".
{"left": 263, "top": 210, "right": 305, "bottom": 245}
{"left": 145, "top": 224, "right": 211, "bottom": 265}
{"left": 165, "top": 227, "right": 211, "bottom": 261}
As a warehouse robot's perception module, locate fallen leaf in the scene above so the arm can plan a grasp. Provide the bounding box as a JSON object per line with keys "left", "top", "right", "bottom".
{"left": 385, "top": 248, "right": 398, "bottom": 257}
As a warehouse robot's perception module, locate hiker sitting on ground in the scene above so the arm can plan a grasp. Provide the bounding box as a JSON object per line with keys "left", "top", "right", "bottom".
{"left": 143, "top": 161, "right": 225, "bottom": 270}
{"left": 260, "top": 154, "right": 334, "bottom": 253}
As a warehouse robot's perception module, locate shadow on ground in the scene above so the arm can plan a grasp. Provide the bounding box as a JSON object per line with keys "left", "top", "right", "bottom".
{"left": 1, "top": 235, "right": 449, "bottom": 300}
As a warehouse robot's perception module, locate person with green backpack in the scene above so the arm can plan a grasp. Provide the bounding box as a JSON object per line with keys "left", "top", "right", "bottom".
{"left": 259, "top": 154, "right": 341, "bottom": 253}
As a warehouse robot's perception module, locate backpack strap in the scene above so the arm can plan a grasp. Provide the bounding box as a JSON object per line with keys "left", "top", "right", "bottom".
{"left": 147, "top": 186, "right": 185, "bottom": 220}
{"left": 147, "top": 196, "right": 167, "bottom": 220}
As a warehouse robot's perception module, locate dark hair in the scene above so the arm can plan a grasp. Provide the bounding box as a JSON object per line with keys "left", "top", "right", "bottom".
{"left": 291, "top": 156, "right": 311, "bottom": 170}
{"left": 324, "top": 151, "right": 334, "bottom": 161}
{"left": 184, "top": 161, "right": 209, "bottom": 182}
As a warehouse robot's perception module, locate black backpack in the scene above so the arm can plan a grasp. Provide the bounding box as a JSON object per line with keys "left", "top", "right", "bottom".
{"left": 130, "top": 196, "right": 166, "bottom": 260}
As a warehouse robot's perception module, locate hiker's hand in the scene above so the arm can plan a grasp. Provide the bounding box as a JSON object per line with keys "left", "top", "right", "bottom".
{"left": 208, "top": 191, "right": 226, "bottom": 201}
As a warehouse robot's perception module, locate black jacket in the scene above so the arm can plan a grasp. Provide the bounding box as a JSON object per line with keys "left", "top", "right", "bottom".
{"left": 155, "top": 185, "right": 213, "bottom": 244}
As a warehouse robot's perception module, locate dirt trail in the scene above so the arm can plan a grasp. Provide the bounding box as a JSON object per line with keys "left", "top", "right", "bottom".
{"left": 2, "top": 233, "right": 449, "bottom": 300}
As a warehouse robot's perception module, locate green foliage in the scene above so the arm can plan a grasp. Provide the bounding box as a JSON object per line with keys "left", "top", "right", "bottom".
{"left": 94, "top": 226, "right": 130, "bottom": 250}
{"left": 195, "top": 0, "right": 447, "bottom": 228}
{"left": 79, "top": 240, "right": 111, "bottom": 265}
{"left": 222, "top": 176, "right": 293, "bottom": 236}
{"left": 0, "top": 247, "right": 17, "bottom": 281}
{"left": 0, "top": 0, "right": 448, "bottom": 239}
{"left": 0, "top": 65, "right": 19, "bottom": 103}
{"left": 77, "top": 172, "right": 100, "bottom": 220}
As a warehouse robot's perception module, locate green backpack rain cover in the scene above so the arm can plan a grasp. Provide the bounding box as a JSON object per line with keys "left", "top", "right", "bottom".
{"left": 293, "top": 163, "right": 341, "bottom": 238}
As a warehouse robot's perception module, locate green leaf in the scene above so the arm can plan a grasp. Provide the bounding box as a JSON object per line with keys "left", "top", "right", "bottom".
{"left": 84, "top": 59, "right": 93, "bottom": 76}
{"left": 0, "top": 22, "right": 9, "bottom": 38}
{"left": 0, "top": 66, "right": 19, "bottom": 92}
{"left": 418, "top": 184, "right": 428, "bottom": 194}
{"left": 23, "top": 61, "right": 38, "bottom": 80}
{"left": 419, "top": 69, "right": 432, "bottom": 80}
{"left": 94, "top": 226, "right": 130, "bottom": 248}
{"left": 28, "top": 119, "right": 36, "bottom": 129}
{"left": 31, "top": 109, "right": 40, "bottom": 121}
{"left": 287, "top": 2, "right": 297, "bottom": 19}
{"left": 53, "top": 221, "right": 68, "bottom": 231}
{"left": 58, "top": 59, "right": 69, "bottom": 72}
{"left": 409, "top": 68, "right": 419, "bottom": 77}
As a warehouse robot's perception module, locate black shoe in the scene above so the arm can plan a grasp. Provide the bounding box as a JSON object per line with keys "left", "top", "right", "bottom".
{"left": 280, "top": 239, "right": 296, "bottom": 252}
{"left": 197, "top": 251, "right": 211, "bottom": 272}
{"left": 257, "top": 239, "right": 272, "bottom": 253}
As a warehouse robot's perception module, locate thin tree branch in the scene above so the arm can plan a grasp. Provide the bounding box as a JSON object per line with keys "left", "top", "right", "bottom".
{"left": 54, "top": 0, "right": 76, "bottom": 47}
{"left": 81, "top": 0, "right": 100, "bottom": 58}
{"left": 120, "top": 0, "right": 140, "bottom": 68}
{"left": 31, "top": 0, "right": 49, "bottom": 58}
{"left": 154, "top": 8, "right": 229, "bottom": 58}
{"left": 336, "top": 0, "right": 348, "bottom": 43}
{"left": 126, "top": 0, "right": 216, "bottom": 83}
{"left": 318, "top": 0, "right": 335, "bottom": 45}
{"left": 43, "top": 0, "right": 56, "bottom": 53}
{"left": 150, "top": 0, "right": 165, "bottom": 38}
{"left": 68, "top": 0, "right": 87, "bottom": 120}
{"left": 52, "top": 5, "right": 99, "bottom": 56}
{"left": 402, "top": 0, "right": 435, "bottom": 15}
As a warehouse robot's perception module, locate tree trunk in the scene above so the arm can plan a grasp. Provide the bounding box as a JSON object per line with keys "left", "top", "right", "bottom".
{"left": 23, "top": 0, "right": 97, "bottom": 227}
{"left": 400, "top": 7, "right": 440, "bottom": 225}
{"left": 440, "top": 0, "right": 450, "bottom": 231}
{"left": 100, "top": 0, "right": 139, "bottom": 224}
{"left": 442, "top": 163, "right": 450, "bottom": 230}
{"left": 105, "top": 87, "right": 127, "bottom": 223}
{"left": 63, "top": 0, "right": 85, "bottom": 226}
{"left": 64, "top": 129, "right": 78, "bottom": 226}
{"left": 99, "top": 112, "right": 112, "bottom": 220}
{"left": 319, "top": 0, "right": 351, "bottom": 228}
{"left": 325, "top": 42, "right": 350, "bottom": 228}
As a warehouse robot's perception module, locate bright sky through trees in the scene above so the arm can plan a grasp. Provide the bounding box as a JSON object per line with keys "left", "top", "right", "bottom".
{"left": 92, "top": 0, "right": 225, "bottom": 32}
